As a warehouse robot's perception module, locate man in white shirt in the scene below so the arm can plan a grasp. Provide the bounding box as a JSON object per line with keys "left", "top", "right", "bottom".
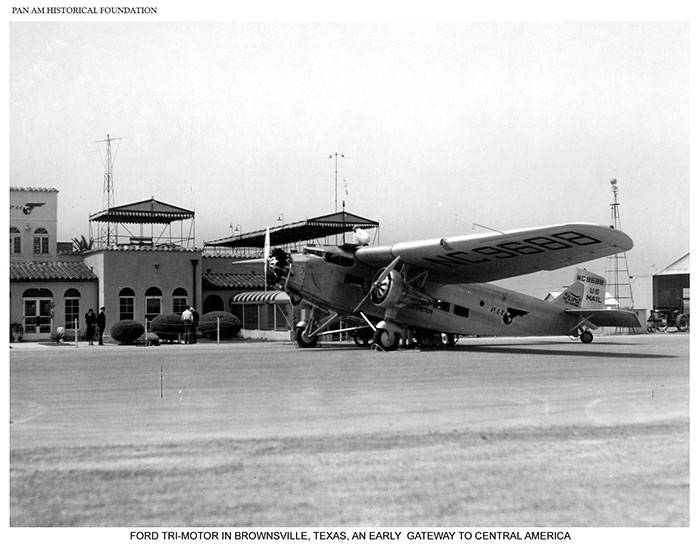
{"left": 181, "top": 305, "right": 193, "bottom": 344}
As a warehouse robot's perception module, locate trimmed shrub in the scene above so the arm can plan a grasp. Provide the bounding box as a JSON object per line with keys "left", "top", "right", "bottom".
{"left": 11, "top": 323, "right": 23, "bottom": 343}
{"left": 199, "top": 311, "right": 242, "bottom": 339}
{"left": 150, "top": 313, "right": 185, "bottom": 342}
{"left": 110, "top": 320, "right": 144, "bottom": 345}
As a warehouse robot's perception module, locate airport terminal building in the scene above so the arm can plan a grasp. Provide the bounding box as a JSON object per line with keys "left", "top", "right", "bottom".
{"left": 9, "top": 186, "right": 379, "bottom": 342}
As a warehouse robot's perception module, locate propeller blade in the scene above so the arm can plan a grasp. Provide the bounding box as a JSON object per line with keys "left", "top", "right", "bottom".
{"left": 353, "top": 255, "right": 401, "bottom": 313}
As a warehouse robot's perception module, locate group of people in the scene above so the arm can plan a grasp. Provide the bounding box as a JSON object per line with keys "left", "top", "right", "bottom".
{"left": 83, "top": 305, "right": 200, "bottom": 345}
{"left": 181, "top": 305, "right": 199, "bottom": 344}
{"left": 84, "top": 307, "right": 106, "bottom": 346}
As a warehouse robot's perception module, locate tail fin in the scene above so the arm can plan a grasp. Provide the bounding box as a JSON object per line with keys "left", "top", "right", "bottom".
{"left": 553, "top": 281, "right": 584, "bottom": 307}
{"left": 554, "top": 268, "right": 607, "bottom": 309}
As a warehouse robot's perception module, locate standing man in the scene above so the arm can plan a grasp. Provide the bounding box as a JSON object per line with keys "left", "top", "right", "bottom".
{"left": 181, "top": 305, "right": 193, "bottom": 344}
{"left": 97, "top": 307, "right": 106, "bottom": 345}
{"left": 84, "top": 308, "right": 97, "bottom": 345}
{"left": 190, "top": 306, "right": 199, "bottom": 344}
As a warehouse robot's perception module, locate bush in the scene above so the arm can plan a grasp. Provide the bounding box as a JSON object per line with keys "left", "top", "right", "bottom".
{"left": 10, "top": 323, "right": 23, "bottom": 343}
{"left": 199, "top": 311, "right": 242, "bottom": 339}
{"left": 110, "top": 320, "right": 144, "bottom": 345}
{"left": 150, "top": 313, "right": 184, "bottom": 342}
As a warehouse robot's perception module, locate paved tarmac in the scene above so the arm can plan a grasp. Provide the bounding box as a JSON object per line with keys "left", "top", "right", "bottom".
{"left": 9, "top": 334, "right": 689, "bottom": 449}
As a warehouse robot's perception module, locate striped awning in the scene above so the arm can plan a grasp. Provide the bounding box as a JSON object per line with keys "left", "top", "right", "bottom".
{"left": 89, "top": 197, "right": 194, "bottom": 224}
{"left": 204, "top": 211, "right": 378, "bottom": 249}
{"left": 231, "top": 290, "right": 290, "bottom": 304}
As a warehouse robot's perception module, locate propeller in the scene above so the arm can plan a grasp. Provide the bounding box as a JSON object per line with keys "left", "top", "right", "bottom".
{"left": 266, "top": 248, "right": 292, "bottom": 287}
{"left": 353, "top": 255, "right": 401, "bottom": 313}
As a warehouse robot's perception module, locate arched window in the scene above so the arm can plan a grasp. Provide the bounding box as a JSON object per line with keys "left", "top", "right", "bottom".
{"left": 10, "top": 226, "right": 21, "bottom": 255}
{"left": 64, "top": 288, "right": 81, "bottom": 329}
{"left": 145, "top": 287, "right": 162, "bottom": 322}
{"left": 119, "top": 287, "right": 135, "bottom": 320}
{"left": 172, "top": 287, "right": 188, "bottom": 314}
{"left": 33, "top": 227, "right": 49, "bottom": 255}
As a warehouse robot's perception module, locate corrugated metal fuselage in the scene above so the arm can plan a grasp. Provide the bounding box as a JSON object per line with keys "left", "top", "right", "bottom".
{"left": 286, "top": 251, "right": 574, "bottom": 337}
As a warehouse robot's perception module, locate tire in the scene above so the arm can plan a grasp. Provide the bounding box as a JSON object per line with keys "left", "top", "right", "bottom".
{"left": 676, "top": 314, "right": 689, "bottom": 332}
{"left": 580, "top": 330, "right": 594, "bottom": 344}
{"left": 441, "top": 333, "right": 458, "bottom": 347}
{"left": 372, "top": 328, "right": 399, "bottom": 351}
{"left": 295, "top": 326, "right": 318, "bottom": 348}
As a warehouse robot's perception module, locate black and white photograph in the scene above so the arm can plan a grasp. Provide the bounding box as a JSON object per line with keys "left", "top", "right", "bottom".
{"left": 6, "top": 1, "right": 693, "bottom": 549}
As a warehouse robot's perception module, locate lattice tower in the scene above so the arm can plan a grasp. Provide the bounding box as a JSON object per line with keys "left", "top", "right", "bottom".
{"left": 604, "top": 178, "right": 634, "bottom": 309}
{"left": 96, "top": 134, "right": 120, "bottom": 246}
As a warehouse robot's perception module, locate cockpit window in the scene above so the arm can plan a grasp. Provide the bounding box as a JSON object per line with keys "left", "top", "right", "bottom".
{"left": 304, "top": 247, "right": 324, "bottom": 258}
{"left": 323, "top": 252, "right": 355, "bottom": 267}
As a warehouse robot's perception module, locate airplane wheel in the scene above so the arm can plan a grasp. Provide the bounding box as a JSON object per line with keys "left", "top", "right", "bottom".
{"left": 295, "top": 326, "right": 318, "bottom": 348}
{"left": 373, "top": 328, "right": 399, "bottom": 351}
{"left": 676, "top": 314, "right": 689, "bottom": 332}
{"left": 580, "top": 330, "right": 594, "bottom": 344}
{"left": 441, "top": 333, "right": 458, "bottom": 347}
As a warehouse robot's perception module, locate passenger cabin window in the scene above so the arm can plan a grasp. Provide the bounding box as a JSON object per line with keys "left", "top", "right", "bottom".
{"left": 454, "top": 305, "right": 470, "bottom": 318}
{"left": 436, "top": 301, "right": 451, "bottom": 312}
{"left": 344, "top": 274, "right": 364, "bottom": 288}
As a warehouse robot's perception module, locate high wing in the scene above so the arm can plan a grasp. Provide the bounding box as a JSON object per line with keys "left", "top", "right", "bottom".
{"left": 565, "top": 308, "right": 641, "bottom": 328}
{"left": 355, "top": 223, "right": 633, "bottom": 284}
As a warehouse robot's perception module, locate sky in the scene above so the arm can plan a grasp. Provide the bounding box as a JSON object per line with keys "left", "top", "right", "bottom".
{"left": 7, "top": 4, "right": 690, "bottom": 296}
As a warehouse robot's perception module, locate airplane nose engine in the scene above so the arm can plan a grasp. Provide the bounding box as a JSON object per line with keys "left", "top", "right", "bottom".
{"left": 266, "top": 248, "right": 292, "bottom": 287}
{"left": 370, "top": 269, "right": 405, "bottom": 309}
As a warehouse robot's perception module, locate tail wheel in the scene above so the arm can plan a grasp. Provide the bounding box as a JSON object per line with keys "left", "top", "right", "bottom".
{"left": 295, "top": 326, "right": 318, "bottom": 348}
{"left": 373, "top": 328, "right": 400, "bottom": 351}
{"left": 580, "top": 330, "right": 594, "bottom": 344}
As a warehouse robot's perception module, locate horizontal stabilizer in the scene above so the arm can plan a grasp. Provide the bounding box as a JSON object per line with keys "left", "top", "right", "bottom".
{"left": 565, "top": 308, "right": 641, "bottom": 328}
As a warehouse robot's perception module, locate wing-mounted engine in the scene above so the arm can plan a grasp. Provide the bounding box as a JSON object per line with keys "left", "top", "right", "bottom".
{"left": 367, "top": 264, "right": 434, "bottom": 312}
{"left": 266, "top": 248, "right": 293, "bottom": 287}
{"left": 370, "top": 268, "right": 405, "bottom": 309}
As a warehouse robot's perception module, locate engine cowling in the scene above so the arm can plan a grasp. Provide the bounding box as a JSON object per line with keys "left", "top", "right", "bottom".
{"left": 370, "top": 269, "right": 405, "bottom": 309}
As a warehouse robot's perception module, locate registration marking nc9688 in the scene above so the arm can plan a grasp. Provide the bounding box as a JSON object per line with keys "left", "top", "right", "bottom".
{"left": 424, "top": 231, "right": 601, "bottom": 267}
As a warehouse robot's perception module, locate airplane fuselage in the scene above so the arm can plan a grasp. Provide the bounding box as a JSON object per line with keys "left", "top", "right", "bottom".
{"left": 285, "top": 246, "right": 574, "bottom": 338}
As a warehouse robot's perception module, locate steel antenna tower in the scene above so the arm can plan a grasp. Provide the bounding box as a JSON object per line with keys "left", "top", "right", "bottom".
{"left": 96, "top": 134, "right": 121, "bottom": 246}
{"left": 604, "top": 178, "right": 634, "bottom": 309}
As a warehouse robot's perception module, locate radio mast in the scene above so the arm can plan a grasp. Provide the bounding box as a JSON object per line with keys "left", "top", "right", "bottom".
{"left": 604, "top": 178, "right": 634, "bottom": 309}
{"left": 96, "top": 134, "right": 121, "bottom": 246}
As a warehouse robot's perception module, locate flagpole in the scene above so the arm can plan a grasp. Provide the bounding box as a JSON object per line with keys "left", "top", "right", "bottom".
{"left": 264, "top": 226, "right": 270, "bottom": 292}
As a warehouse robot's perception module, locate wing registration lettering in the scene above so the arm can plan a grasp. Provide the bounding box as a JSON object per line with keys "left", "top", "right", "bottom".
{"left": 355, "top": 223, "right": 633, "bottom": 285}
{"left": 426, "top": 251, "right": 489, "bottom": 267}
{"left": 421, "top": 230, "right": 601, "bottom": 269}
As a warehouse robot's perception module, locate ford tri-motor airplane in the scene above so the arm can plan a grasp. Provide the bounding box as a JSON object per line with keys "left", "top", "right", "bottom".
{"left": 263, "top": 223, "right": 640, "bottom": 350}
